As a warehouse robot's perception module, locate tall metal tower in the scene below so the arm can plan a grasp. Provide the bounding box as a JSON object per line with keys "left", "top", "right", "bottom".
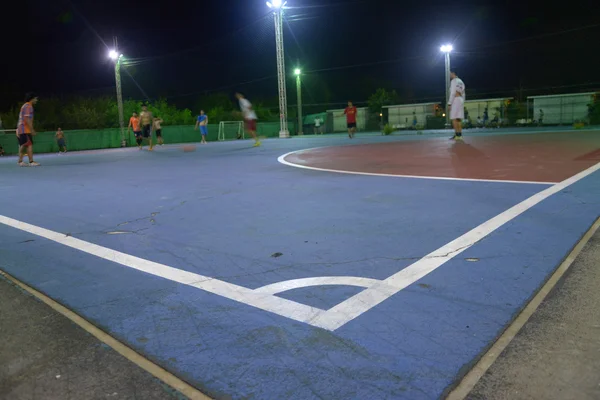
{"left": 268, "top": 1, "right": 290, "bottom": 138}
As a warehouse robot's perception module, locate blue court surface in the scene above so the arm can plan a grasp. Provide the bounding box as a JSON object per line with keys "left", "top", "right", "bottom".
{"left": 1, "top": 129, "right": 599, "bottom": 399}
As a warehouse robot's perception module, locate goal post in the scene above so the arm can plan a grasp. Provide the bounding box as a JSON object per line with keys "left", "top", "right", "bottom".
{"left": 218, "top": 121, "right": 244, "bottom": 141}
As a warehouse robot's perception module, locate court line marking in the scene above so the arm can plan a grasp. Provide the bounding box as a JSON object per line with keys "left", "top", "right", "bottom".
{"left": 0, "top": 161, "right": 597, "bottom": 333}
{"left": 0, "top": 214, "right": 326, "bottom": 327}
{"left": 307, "top": 160, "right": 600, "bottom": 330}
{"left": 0, "top": 268, "right": 213, "bottom": 400}
{"left": 445, "top": 216, "right": 600, "bottom": 400}
{"left": 254, "top": 276, "right": 381, "bottom": 295}
{"left": 277, "top": 149, "right": 556, "bottom": 185}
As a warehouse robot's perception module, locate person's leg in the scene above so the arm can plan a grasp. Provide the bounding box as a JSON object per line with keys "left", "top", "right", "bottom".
{"left": 18, "top": 145, "right": 26, "bottom": 163}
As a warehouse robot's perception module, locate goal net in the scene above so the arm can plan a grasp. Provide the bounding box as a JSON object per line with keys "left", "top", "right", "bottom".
{"left": 218, "top": 121, "right": 244, "bottom": 141}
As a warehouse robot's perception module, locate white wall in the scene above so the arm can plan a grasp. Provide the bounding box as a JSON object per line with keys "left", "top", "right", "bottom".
{"left": 532, "top": 94, "right": 594, "bottom": 124}
{"left": 386, "top": 103, "right": 436, "bottom": 127}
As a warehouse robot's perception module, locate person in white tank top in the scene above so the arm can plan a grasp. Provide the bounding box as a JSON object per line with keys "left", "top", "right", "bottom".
{"left": 448, "top": 70, "right": 466, "bottom": 140}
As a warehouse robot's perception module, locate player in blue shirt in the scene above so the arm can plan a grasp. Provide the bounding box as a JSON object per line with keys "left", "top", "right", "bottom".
{"left": 195, "top": 110, "right": 208, "bottom": 144}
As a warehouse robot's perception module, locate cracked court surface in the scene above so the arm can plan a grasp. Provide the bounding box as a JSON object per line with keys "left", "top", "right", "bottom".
{"left": 1, "top": 129, "right": 600, "bottom": 399}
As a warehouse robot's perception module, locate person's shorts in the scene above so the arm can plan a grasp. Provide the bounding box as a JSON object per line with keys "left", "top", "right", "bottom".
{"left": 244, "top": 119, "right": 257, "bottom": 132}
{"left": 134, "top": 130, "right": 142, "bottom": 138}
{"left": 200, "top": 126, "right": 208, "bottom": 136}
{"left": 17, "top": 134, "right": 33, "bottom": 147}
{"left": 155, "top": 129, "right": 162, "bottom": 137}
{"left": 347, "top": 122, "right": 357, "bottom": 129}
{"left": 57, "top": 138, "right": 66, "bottom": 147}
{"left": 142, "top": 124, "right": 151, "bottom": 138}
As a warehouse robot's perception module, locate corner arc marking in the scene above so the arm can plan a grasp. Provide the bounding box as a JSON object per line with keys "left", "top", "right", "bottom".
{"left": 254, "top": 276, "right": 382, "bottom": 295}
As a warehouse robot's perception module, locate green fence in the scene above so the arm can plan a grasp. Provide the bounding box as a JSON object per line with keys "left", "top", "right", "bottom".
{"left": 0, "top": 121, "right": 295, "bottom": 156}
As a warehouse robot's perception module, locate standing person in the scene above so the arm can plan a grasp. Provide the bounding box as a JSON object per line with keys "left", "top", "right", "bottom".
{"left": 235, "top": 93, "right": 260, "bottom": 147}
{"left": 448, "top": 70, "right": 466, "bottom": 140}
{"left": 194, "top": 110, "right": 208, "bottom": 144}
{"left": 139, "top": 104, "right": 154, "bottom": 151}
{"left": 153, "top": 117, "right": 164, "bottom": 145}
{"left": 340, "top": 101, "right": 358, "bottom": 139}
{"left": 56, "top": 127, "right": 67, "bottom": 154}
{"left": 314, "top": 116, "right": 323, "bottom": 135}
{"left": 16, "top": 93, "right": 40, "bottom": 167}
{"left": 128, "top": 112, "right": 142, "bottom": 149}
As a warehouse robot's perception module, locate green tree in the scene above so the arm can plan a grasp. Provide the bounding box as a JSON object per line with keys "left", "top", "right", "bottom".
{"left": 368, "top": 88, "right": 399, "bottom": 115}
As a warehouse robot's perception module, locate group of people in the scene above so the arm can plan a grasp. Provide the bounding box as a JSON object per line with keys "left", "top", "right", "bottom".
{"left": 10, "top": 79, "right": 465, "bottom": 167}
{"left": 127, "top": 104, "right": 164, "bottom": 151}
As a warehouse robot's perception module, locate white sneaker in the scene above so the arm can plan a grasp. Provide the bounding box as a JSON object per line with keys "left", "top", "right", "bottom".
{"left": 18, "top": 161, "right": 28, "bottom": 167}
{"left": 29, "top": 162, "right": 40, "bottom": 167}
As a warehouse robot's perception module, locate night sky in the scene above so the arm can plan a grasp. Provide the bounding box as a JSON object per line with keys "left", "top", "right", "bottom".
{"left": 2, "top": 0, "right": 599, "bottom": 110}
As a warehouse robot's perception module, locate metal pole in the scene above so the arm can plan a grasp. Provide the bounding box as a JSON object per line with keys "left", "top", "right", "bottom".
{"left": 114, "top": 37, "right": 126, "bottom": 147}
{"left": 296, "top": 74, "right": 303, "bottom": 135}
{"left": 445, "top": 52, "right": 451, "bottom": 127}
{"left": 273, "top": 9, "right": 290, "bottom": 138}
{"left": 115, "top": 58, "right": 126, "bottom": 147}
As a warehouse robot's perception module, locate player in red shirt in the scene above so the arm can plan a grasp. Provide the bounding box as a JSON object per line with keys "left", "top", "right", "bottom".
{"left": 341, "top": 101, "right": 358, "bottom": 139}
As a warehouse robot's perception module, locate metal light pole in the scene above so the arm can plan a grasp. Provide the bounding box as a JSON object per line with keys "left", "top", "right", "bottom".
{"left": 267, "top": 0, "right": 290, "bottom": 138}
{"left": 440, "top": 44, "right": 453, "bottom": 128}
{"left": 294, "top": 68, "right": 303, "bottom": 135}
{"left": 109, "top": 43, "right": 126, "bottom": 147}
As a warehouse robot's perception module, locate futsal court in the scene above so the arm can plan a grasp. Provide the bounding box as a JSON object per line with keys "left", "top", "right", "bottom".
{"left": 1, "top": 127, "right": 599, "bottom": 399}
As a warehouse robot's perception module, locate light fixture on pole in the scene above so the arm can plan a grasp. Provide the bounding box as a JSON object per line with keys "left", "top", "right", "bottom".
{"left": 267, "top": 0, "right": 290, "bottom": 138}
{"left": 440, "top": 44, "right": 453, "bottom": 128}
{"left": 109, "top": 38, "right": 126, "bottom": 147}
{"left": 294, "top": 68, "right": 303, "bottom": 135}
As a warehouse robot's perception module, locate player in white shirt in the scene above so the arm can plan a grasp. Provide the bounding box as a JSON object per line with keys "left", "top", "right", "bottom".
{"left": 448, "top": 70, "right": 466, "bottom": 141}
{"left": 314, "top": 117, "right": 323, "bottom": 135}
{"left": 235, "top": 92, "right": 260, "bottom": 147}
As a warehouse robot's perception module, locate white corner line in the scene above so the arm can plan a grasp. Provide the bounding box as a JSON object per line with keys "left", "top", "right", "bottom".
{"left": 307, "top": 160, "right": 600, "bottom": 331}
{"left": 445, "top": 216, "right": 600, "bottom": 400}
{"left": 277, "top": 150, "right": 556, "bottom": 185}
{"left": 0, "top": 268, "right": 213, "bottom": 400}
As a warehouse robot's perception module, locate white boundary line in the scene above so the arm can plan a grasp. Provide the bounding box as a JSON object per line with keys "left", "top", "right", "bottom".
{"left": 277, "top": 148, "right": 556, "bottom": 185}
{"left": 445, "top": 216, "right": 600, "bottom": 400}
{"left": 0, "top": 215, "right": 325, "bottom": 326}
{"left": 0, "top": 161, "right": 598, "bottom": 333}
{"left": 0, "top": 269, "right": 213, "bottom": 400}
{"left": 306, "top": 160, "right": 600, "bottom": 330}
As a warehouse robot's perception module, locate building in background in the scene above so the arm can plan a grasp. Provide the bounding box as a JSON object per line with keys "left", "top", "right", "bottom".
{"left": 325, "top": 107, "right": 368, "bottom": 133}
{"left": 527, "top": 93, "right": 596, "bottom": 125}
{"left": 383, "top": 102, "right": 438, "bottom": 129}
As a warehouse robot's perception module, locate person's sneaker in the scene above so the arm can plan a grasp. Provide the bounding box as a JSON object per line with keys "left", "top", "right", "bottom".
{"left": 29, "top": 161, "right": 40, "bottom": 167}
{"left": 455, "top": 135, "right": 463, "bottom": 141}
{"left": 18, "top": 161, "right": 28, "bottom": 167}
{"left": 253, "top": 141, "right": 261, "bottom": 147}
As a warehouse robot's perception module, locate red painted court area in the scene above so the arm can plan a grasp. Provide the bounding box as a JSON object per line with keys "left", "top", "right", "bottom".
{"left": 284, "top": 131, "right": 600, "bottom": 183}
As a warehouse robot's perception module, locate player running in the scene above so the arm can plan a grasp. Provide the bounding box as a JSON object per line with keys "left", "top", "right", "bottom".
{"left": 128, "top": 112, "right": 142, "bottom": 149}
{"left": 235, "top": 93, "right": 260, "bottom": 147}
{"left": 16, "top": 92, "right": 40, "bottom": 167}
{"left": 195, "top": 110, "right": 208, "bottom": 144}
{"left": 153, "top": 116, "right": 164, "bottom": 145}
{"left": 139, "top": 104, "right": 154, "bottom": 151}
{"left": 341, "top": 101, "right": 358, "bottom": 139}
{"left": 448, "top": 70, "right": 466, "bottom": 141}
